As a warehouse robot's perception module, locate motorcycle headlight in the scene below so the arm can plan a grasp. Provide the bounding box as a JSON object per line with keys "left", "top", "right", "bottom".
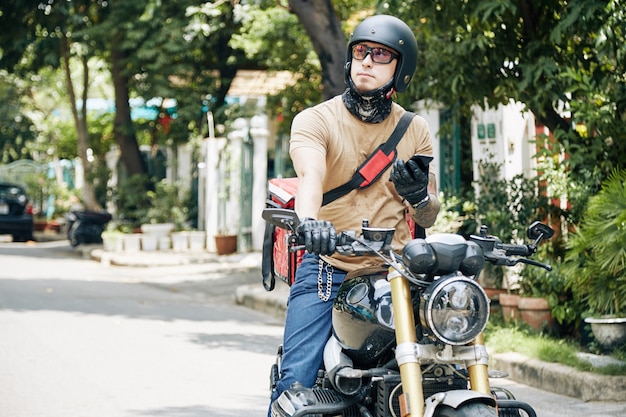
{"left": 420, "top": 276, "right": 489, "bottom": 345}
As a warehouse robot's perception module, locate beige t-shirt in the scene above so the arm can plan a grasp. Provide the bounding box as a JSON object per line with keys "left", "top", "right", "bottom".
{"left": 290, "top": 95, "right": 434, "bottom": 272}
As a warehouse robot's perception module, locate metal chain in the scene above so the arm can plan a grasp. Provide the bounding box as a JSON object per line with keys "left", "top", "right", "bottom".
{"left": 317, "top": 258, "right": 333, "bottom": 302}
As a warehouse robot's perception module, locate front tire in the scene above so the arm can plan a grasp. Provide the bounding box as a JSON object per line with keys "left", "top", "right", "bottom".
{"left": 434, "top": 402, "right": 496, "bottom": 417}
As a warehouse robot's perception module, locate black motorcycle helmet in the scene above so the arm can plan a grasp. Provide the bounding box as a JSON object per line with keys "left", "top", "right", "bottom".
{"left": 345, "top": 15, "right": 418, "bottom": 93}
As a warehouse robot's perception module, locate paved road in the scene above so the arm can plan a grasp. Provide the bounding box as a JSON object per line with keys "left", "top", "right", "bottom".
{"left": 1, "top": 238, "right": 625, "bottom": 416}
{"left": 0, "top": 240, "right": 283, "bottom": 417}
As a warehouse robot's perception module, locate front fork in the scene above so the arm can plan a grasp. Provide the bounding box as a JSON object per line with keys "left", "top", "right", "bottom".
{"left": 388, "top": 266, "right": 492, "bottom": 417}
{"left": 389, "top": 266, "right": 424, "bottom": 417}
{"left": 467, "top": 334, "right": 491, "bottom": 395}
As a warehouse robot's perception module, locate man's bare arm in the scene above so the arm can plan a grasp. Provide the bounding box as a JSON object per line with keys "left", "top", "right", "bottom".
{"left": 291, "top": 147, "right": 326, "bottom": 220}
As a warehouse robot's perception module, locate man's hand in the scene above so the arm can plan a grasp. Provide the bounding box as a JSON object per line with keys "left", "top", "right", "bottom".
{"left": 297, "top": 218, "right": 337, "bottom": 255}
{"left": 389, "top": 159, "right": 429, "bottom": 206}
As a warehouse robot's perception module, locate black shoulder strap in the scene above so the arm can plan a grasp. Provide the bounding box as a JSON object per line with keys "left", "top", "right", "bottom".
{"left": 322, "top": 111, "right": 416, "bottom": 206}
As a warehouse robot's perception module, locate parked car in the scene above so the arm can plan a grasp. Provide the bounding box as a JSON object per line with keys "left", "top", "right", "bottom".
{"left": 0, "top": 182, "right": 34, "bottom": 242}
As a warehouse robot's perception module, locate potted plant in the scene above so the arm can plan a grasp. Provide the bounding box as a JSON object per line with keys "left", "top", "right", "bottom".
{"left": 212, "top": 138, "right": 238, "bottom": 255}
{"left": 214, "top": 231, "right": 237, "bottom": 255}
{"left": 141, "top": 180, "right": 191, "bottom": 251}
{"left": 564, "top": 169, "right": 626, "bottom": 350}
{"left": 516, "top": 258, "right": 558, "bottom": 333}
{"left": 101, "top": 227, "right": 124, "bottom": 252}
{"left": 142, "top": 180, "right": 189, "bottom": 229}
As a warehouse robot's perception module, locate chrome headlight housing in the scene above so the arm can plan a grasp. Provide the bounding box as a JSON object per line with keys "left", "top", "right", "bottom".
{"left": 420, "top": 276, "right": 489, "bottom": 345}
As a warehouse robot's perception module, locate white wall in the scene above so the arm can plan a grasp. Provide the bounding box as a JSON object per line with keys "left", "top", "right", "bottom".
{"left": 201, "top": 117, "right": 268, "bottom": 253}
{"left": 414, "top": 100, "right": 442, "bottom": 187}
{"left": 470, "top": 100, "right": 537, "bottom": 184}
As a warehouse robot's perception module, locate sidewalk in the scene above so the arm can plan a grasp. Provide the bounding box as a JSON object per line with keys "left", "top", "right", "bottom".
{"left": 63, "top": 234, "right": 625, "bottom": 403}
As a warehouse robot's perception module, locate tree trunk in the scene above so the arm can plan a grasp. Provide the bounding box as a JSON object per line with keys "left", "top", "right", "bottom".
{"left": 288, "top": 0, "right": 346, "bottom": 99}
{"left": 110, "top": 42, "right": 146, "bottom": 177}
{"left": 60, "top": 36, "right": 101, "bottom": 211}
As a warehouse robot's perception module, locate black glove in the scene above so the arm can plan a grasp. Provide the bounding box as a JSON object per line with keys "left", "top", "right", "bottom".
{"left": 297, "top": 218, "right": 337, "bottom": 256}
{"left": 389, "top": 158, "right": 429, "bottom": 206}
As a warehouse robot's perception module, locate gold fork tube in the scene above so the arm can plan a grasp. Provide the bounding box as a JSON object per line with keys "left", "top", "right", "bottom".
{"left": 388, "top": 267, "right": 424, "bottom": 417}
{"left": 467, "top": 333, "right": 491, "bottom": 395}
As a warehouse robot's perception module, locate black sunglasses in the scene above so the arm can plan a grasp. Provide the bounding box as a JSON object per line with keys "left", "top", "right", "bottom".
{"left": 351, "top": 44, "right": 398, "bottom": 64}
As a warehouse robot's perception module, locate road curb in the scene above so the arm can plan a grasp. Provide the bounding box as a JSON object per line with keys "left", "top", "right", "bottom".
{"left": 491, "top": 352, "right": 626, "bottom": 402}
{"left": 235, "top": 283, "right": 288, "bottom": 321}
{"left": 88, "top": 248, "right": 263, "bottom": 270}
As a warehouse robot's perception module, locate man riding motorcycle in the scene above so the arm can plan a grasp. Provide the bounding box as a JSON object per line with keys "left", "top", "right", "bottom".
{"left": 269, "top": 14, "right": 441, "bottom": 414}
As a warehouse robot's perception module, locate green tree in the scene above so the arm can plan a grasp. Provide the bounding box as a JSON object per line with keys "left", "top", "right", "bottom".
{"left": 0, "top": 71, "right": 37, "bottom": 163}
{"left": 231, "top": 1, "right": 376, "bottom": 135}
{"left": 0, "top": 0, "right": 105, "bottom": 209}
{"left": 391, "top": 0, "right": 624, "bottom": 202}
{"left": 243, "top": 0, "right": 623, "bottom": 211}
{"left": 0, "top": 0, "right": 261, "bottom": 208}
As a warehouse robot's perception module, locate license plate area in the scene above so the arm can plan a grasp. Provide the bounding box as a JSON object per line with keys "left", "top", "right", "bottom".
{"left": 0, "top": 203, "right": 8, "bottom": 215}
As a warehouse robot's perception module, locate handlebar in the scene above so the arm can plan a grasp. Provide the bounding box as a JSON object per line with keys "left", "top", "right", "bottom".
{"left": 498, "top": 243, "right": 533, "bottom": 257}
{"left": 263, "top": 208, "right": 555, "bottom": 273}
{"left": 484, "top": 249, "right": 552, "bottom": 271}
{"left": 289, "top": 229, "right": 394, "bottom": 257}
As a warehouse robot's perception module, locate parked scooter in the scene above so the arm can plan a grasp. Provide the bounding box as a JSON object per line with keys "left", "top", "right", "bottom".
{"left": 66, "top": 210, "right": 113, "bottom": 247}
{"left": 263, "top": 207, "right": 554, "bottom": 417}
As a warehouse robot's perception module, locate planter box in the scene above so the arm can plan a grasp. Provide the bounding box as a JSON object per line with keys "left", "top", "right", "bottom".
{"left": 102, "top": 234, "right": 123, "bottom": 252}
{"left": 158, "top": 236, "right": 171, "bottom": 251}
{"left": 171, "top": 232, "right": 189, "bottom": 252}
{"left": 141, "top": 234, "right": 158, "bottom": 251}
{"left": 122, "top": 234, "right": 141, "bottom": 252}
{"left": 140, "top": 223, "right": 175, "bottom": 237}
{"left": 188, "top": 231, "right": 206, "bottom": 251}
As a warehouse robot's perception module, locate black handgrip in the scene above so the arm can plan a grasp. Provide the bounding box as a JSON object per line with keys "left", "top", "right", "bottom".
{"left": 499, "top": 243, "right": 532, "bottom": 256}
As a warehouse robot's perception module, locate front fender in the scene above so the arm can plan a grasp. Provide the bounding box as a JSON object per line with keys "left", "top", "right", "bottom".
{"left": 437, "top": 389, "right": 496, "bottom": 408}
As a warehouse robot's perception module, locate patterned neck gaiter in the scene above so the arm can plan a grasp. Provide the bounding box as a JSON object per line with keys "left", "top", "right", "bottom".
{"left": 342, "top": 77, "right": 394, "bottom": 124}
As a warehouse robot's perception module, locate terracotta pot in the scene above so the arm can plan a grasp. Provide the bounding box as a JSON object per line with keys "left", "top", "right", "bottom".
{"left": 215, "top": 234, "right": 237, "bottom": 255}
{"left": 499, "top": 293, "right": 520, "bottom": 323}
{"left": 518, "top": 296, "right": 554, "bottom": 332}
{"left": 34, "top": 220, "right": 48, "bottom": 232}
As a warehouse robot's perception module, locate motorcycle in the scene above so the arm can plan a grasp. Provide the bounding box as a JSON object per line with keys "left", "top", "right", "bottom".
{"left": 263, "top": 207, "right": 555, "bottom": 417}
{"left": 66, "top": 210, "right": 113, "bottom": 247}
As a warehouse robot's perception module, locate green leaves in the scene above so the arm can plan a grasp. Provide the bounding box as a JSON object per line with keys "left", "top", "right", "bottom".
{"left": 565, "top": 169, "right": 626, "bottom": 316}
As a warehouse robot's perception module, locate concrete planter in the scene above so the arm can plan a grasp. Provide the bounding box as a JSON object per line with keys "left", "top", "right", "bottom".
{"left": 140, "top": 234, "right": 158, "bottom": 251}
{"left": 140, "top": 223, "right": 175, "bottom": 236}
{"left": 585, "top": 317, "right": 626, "bottom": 351}
{"left": 122, "top": 234, "right": 141, "bottom": 252}
{"left": 171, "top": 232, "right": 189, "bottom": 252}
{"left": 158, "top": 236, "right": 171, "bottom": 250}
{"left": 188, "top": 231, "right": 206, "bottom": 251}
{"left": 102, "top": 233, "right": 123, "bottom": 252}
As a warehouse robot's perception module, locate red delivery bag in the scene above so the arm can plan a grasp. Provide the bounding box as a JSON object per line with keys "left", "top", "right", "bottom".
{"left": 262, "top": 178, "right": 304, "bottom": 291}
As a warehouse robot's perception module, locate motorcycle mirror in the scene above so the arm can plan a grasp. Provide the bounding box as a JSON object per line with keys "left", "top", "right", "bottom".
{"left": 262, "top": 208, "right": 300, "bottom": 231}
{"left": 527, "top": 221, "right": 554, "bottom": 241}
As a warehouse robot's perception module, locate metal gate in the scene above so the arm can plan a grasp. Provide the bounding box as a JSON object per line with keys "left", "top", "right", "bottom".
{"left": 238, "top": 127, "right": 254, "bottom": 252}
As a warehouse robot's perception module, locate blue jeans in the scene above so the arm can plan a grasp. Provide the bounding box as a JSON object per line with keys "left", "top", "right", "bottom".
{"left": 268, "top": 253, "right": 347, "bottom": 415}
